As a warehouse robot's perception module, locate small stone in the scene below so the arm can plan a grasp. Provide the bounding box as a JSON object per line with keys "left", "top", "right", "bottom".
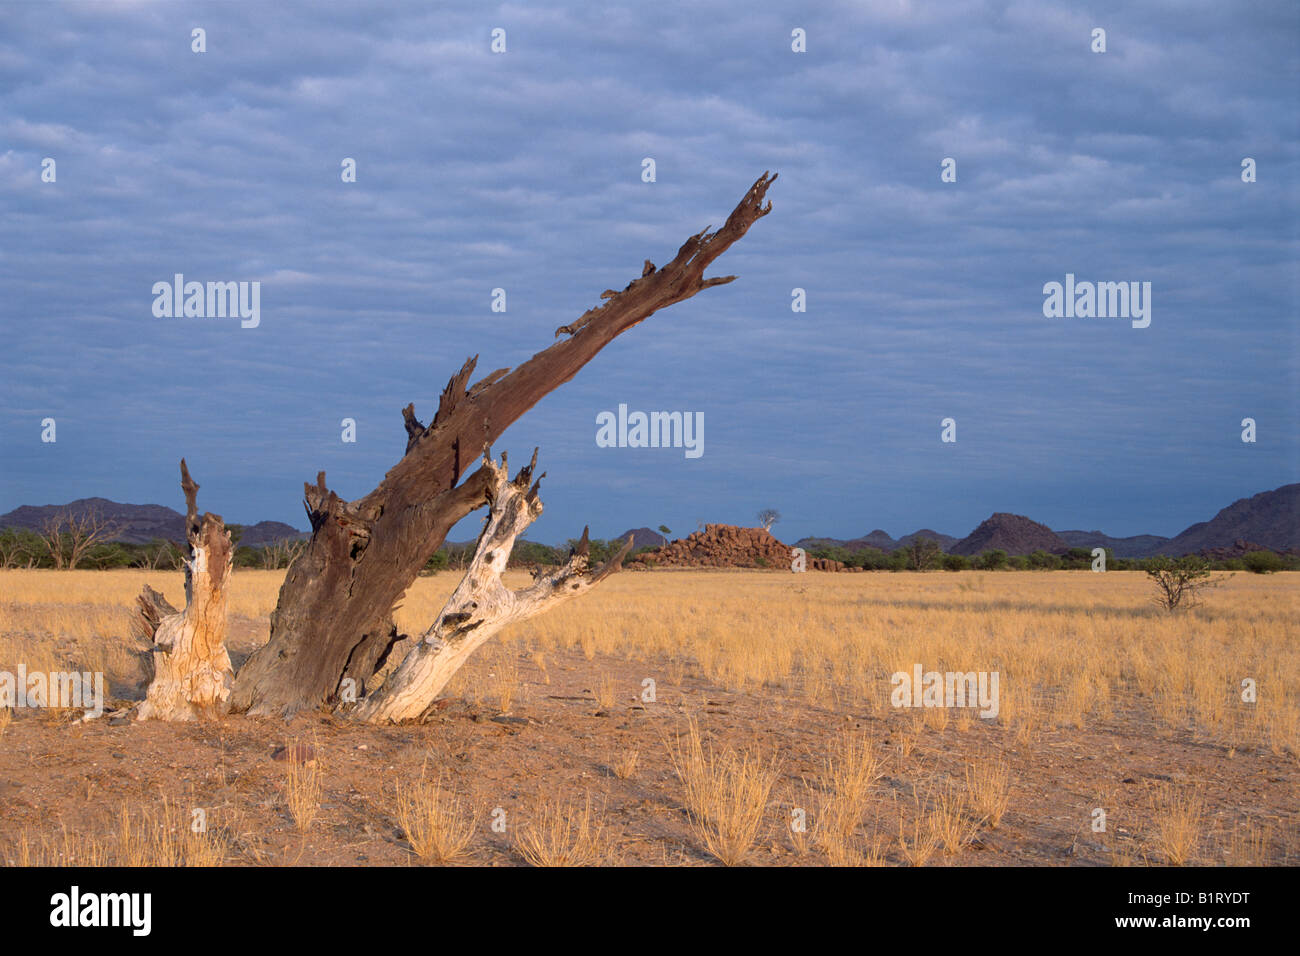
{"left": 272, "top": 743, "right": 317, "bottom": 765}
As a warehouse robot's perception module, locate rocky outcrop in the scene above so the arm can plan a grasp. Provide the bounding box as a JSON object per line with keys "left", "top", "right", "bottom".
{"left": 1197, "top": 539, "right": 1269, "bottom": 561}
{"left": 630, "top": 524, "right": 843, "bottom": 570}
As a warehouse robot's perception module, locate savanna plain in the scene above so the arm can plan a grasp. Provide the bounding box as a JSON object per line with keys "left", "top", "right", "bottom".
{"left": 0, "top": 567, "right": 1295, "bottom": 866}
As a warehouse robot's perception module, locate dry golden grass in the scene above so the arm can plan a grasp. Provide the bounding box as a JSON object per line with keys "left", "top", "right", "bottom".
{"left": 0, "top": 567, "right": 1296, "bottom": 867}
{"left": 491, "top": 651, "right": 518, "bottom": 714}
{"left": 1227, "top": 821, "right": 1270, "bottom": 866}
{"left": 611, "top": 748, "right": 640, "bottom": 780}
{"left": 2, "top": 567, "right": 1295, "bottom": 762}
{"left": 530, "top": 649, "right": 549, "bottom": 684}
{"left": 1146, "top": 783, "right": 1206, "bottom": 866}
{"left": 668, "top": 719, "right": 781, "bottom": 866}
{"left": 117, "top": 797, "right": 227, "bottom": 867}
{"left": 897, "top": 726, "right": 919, "bottom": 759}
{"left": 593, "top": 671, "right": 616, "bottom": 711}
{"left": 897, "top": 806, "right": 940, "bottom": 867}
{"left": 965, "top": 758, "right": 1011, "bottom": 829}
{"left": 923, "top": 703, "right": 950, "bottom": 732}
{"left": 283, "top": 743, "right": 322, "bottom": 832}
{"left": 929, "top": 782, "right": 982, "bottom": 855}
{"left": 506, "top": 570, "right": 1298, "bottom": 757}
{"left": 812, "top": 730, "right": 881, "bottom": 853}
{"left": 515, "top": 794, "right": 605, "bottom": 867}
{"left": 394, "top": 770, "right": 477, "bottom": 864}
{"left": 7, "top": 798, "right": 226, "bottom": 866}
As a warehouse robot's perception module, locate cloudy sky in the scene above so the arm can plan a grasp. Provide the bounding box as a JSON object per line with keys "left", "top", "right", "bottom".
{"left": 1, "top": 0, "right": 1296, "bottom": 545}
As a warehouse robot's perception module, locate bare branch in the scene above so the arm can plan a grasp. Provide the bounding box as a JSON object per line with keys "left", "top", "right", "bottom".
{"left": 351, "top": 453, "right": 631, "bottom": 723}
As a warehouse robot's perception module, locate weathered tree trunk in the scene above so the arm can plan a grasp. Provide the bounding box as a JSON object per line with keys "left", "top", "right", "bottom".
{"left": 229, "top": 172, "right": 777, "bottom": 718}
{"left": 352, "top": 450, "right": 631, "bottom": 723}
{"left": 136, "top": 460, "right": 234, "bottom": 721}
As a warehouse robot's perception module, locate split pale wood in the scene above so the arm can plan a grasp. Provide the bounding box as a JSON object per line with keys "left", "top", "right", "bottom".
{"left": 136, "top": 460, "right": 234, "bottom": 720}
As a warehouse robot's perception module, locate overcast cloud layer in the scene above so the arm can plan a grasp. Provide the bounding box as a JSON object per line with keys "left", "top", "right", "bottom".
{"left": 1, "top": 0, "right": 1297, "bottom": 544}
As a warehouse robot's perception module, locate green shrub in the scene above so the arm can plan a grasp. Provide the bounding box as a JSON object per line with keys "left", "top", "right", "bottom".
{"left": 850, "top": 547, "right": 888, "bottom": 570}
{"left": 904, "top": 537, "right": 942, "bottom": 571}
{"left": 1028, "top": 550, "right": 1062, "bottom": 571}
{"left": 1144, "top": 555, "right": 1218, "bottom": 611}
{"left": 1243, "top": 550, "right": 1285, "bottom": 574}
{"left": 941, "top": 553, "right": 969, "bottom": 571}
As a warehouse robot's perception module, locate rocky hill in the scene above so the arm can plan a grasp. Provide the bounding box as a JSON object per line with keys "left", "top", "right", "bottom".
{"left": 794, "top": 529, "right": 904, "bottom": 553}
{"left": 236, "top": 521, "right": 310, "bottom": 548}
{"left": 1055, "top": 530, "right": 1172, "bottom": 558}
{"left": 795, "top": 528, "right": 955, "bottom": 554}
{"left": 616, "top": 527, "right": 670, "bottom": 551}
{"left": 1197, "top": 539, "right": 1270, "bottom": 561}
{"left": 0, "top": 497, "right": 305, "bottom": 547}
{"left": 949, "top": 513, "right": 1068, "bottom": 556}
{"left": 1161, "top": 484, "right": 1299, "bottom": 556}
{"left": 632, "top": 524, "right": 843, "bottom": 571}
{"left": 896, "top": 529, "right": 959, "bottom": 551}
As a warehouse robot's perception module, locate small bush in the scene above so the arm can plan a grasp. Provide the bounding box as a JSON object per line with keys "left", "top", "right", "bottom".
{"left": 1243, "top": 550, "right": 1284, "bottom": 574}
{"left": 941, "top": 553, "right": 969, "bottom": 571}
{"left": 1027, "top": 549, "right": 1061, "bottom": 571}
{"left": 1143, "top": 555, "right": 1219, "bottom": 611}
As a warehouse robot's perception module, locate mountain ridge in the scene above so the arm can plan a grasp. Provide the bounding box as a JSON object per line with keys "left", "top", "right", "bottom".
{"left": 793, "top": 484, "right": 1298, "bottom": 558}
{"left": 4, "top": 485, "right": 1296, "bottom": 558}
{"left": 0, "top": 497, "right": 306, "bottom": 548}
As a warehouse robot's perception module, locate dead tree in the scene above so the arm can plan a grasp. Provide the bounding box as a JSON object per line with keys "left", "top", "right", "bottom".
{"left": 353, "top": 451, "right": 631, "bottom": 722}
{"left": 229, "top": 171, "right": 777, "bottom": 719}
{"left": 37, "top": 508, "right": 120, "bottom": 570}
{"left": 135, "top": 460, "right": 234, "bottom": 721}
{"left": 261, "top": 538, "right": 306, "bottom": 570}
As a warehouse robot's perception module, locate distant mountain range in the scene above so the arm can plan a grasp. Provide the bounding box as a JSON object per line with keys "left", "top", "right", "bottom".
{"left": 794, "top": 484, "right": 1299, "bottom": 558}
{"left": 797, "top": 528, "right": 960, "bottom": 553}
{"left": 0, "top": 497, "right": 305, "bottom": 548}
{"left": 4, "top": 484, "right": 1297, "bottom": 559}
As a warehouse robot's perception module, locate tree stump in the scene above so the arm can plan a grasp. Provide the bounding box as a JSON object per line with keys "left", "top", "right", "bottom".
{"left": 136, "top": 460, "right": 234, "bottom": 721}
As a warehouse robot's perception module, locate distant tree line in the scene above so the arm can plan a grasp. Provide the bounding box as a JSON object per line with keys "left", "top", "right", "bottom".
{"left": 802, "top": 537, "right": 1297, "bottom": 574}
{"left": 0, "top": 519, "right": 306, "bottom": 571}
{"left": 3, "top": 522, "right": 1293, "bottom": 576}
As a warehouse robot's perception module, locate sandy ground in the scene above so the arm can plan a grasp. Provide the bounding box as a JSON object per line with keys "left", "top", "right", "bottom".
{"left": 1, "top": 639, "right": 1294, "bottom": 866}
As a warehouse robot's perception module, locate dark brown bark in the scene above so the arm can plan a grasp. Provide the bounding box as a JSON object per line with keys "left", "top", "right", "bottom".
{"left": 229, "top": 172, "right": 777, "bottom": 718}
{"left": 351, "top": 451, "right": 635, "bottom": 723}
